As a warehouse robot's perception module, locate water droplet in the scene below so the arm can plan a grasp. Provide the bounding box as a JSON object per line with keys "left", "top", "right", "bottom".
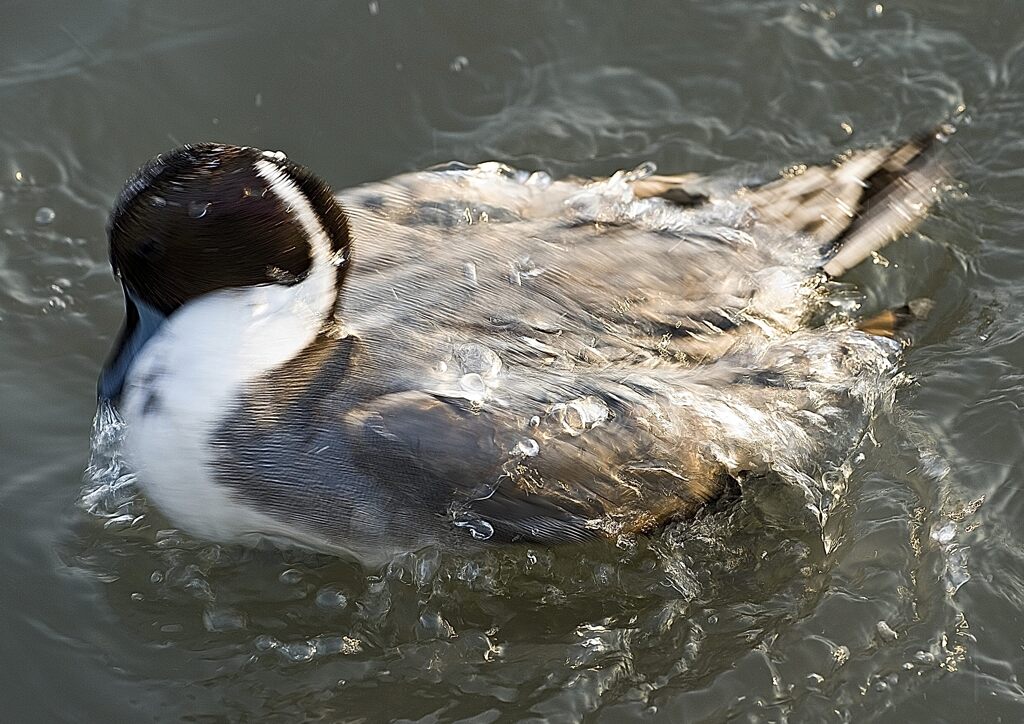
{"left": 188, "top": 201, "right": 210, "bottom": 219}
{"left": 626, "top": 161, "right": 657, "bottom": 181}
{"left": 454, "top": 517, "right": 494, "bottom": 541}
{"left": 931, "top": 521, "right": 956, "bottom": 545}
{"left": 867, "top": 2, "right": 883, "bottom": 18}
{"left": 459, "top": 373, "right": 487, "bottom": 401}
{"left": 432, "top": 360, "right": 448, "bottom": 375}
{"left": 254, "top": 634, "right": 278, "bottom": 652}
{"left": 509, "top": 256, "right": 544, "bottom": 286}
{"left": 254, "top": 92, "right": 262, "bottom": 107}
{"left": 417, "top": 612, "right": 456, "bottom": 639}
{"left": 528, "top": 415, "right": 541, "bottom": 428}
{"left": 185, "top": 576, "right": 213, "bottom": 601}
{"left": 876, "top": 620, "right": 898, "bottom": 642}
{"left": 34, "top": 207, "right": 55, "bottom": 225}
{"left": 315, "top": 586, "right": 348, "bottom": 610}
{"left": 368, "top": 0, "right": 379, "bottom": 15}
{"left": 266, "top": 265, "right": 300, "bottom": 284}
{"left": 550, "top": 396, "right": 610, "bottom": 435}
{"left": 454, "top": 343, "right": 501, "bottom": 379}
{"left": 517, "top": 438, "right": 540, "bottom": 457}
{"left": 913, "top": 650, "right": 936, "bottom": 665}
{"left": 449, "top": 55, "right": 469, "bottom": 72}
{"left": 463, "top": 261, "right": 478, "bottom": 284}
{"left": 150, "top": 195, "right": 167, "bottom": 208}
{"left": 203, "top": 607, "right": 246, "bottom": 632}
{"left": 525, "top": 171, "right": 552, "bottom": 188}
{"left": 278, "top": 640, "right": 316, "bottom": 662}
{"left": 278, "top": 568, "right": 303, "bottom": 585}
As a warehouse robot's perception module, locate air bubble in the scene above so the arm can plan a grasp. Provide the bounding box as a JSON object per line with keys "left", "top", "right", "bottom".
{"left": 517, "top": 438, "right": 540, "bottom": 457}
{"left": 35, "top": 207, "right": 55, "bottom": 225}
{"left": 188, "top": 201, "right": 210, "bottom": 219}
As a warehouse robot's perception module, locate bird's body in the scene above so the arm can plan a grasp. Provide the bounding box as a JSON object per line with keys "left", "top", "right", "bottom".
{"left": 100, "top": 136, "right": 947, "bottom": 561}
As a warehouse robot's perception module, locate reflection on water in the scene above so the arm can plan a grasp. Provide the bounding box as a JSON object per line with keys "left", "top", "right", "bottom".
{"left": 3, "top": 1, "right": 1024, "bottom": 721}
{"left": 76, "top": 402, "right": 975, "bottom": 720}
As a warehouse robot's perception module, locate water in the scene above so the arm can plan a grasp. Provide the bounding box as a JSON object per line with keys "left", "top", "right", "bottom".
{"left": 2, "top": 1, "right": 1023, "bottom": 720}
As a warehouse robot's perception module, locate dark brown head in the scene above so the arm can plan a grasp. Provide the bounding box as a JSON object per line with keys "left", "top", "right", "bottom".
{"left": 108, "top": 143, "right": 350, "bottom": 315}
{"left": 99, "top": 144, "right": 351, "bottom": 400}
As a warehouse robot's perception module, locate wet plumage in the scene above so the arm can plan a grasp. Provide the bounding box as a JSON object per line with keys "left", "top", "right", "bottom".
{"left": 99, "top": 133, "right": 948, "bottom": 559}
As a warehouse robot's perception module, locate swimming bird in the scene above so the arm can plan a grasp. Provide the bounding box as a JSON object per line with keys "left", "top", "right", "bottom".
{"left": 97, "top": 133, "right": 947, "bottom": 560}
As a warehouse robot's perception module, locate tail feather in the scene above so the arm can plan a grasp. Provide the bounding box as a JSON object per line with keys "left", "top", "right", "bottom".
{"left": 743, "top": 128, "right": 950, "bottom": 277}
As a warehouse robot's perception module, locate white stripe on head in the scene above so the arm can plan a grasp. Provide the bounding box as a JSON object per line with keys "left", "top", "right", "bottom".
{"left": 254, "top": 157, "right": 336, "bottom": 319}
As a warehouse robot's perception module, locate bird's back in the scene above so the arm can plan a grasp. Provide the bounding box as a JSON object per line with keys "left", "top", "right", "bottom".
{"left": 206, "top": 133, "right": 946, "bottom": 553}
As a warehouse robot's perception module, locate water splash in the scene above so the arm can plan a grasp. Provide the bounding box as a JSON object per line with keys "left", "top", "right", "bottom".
{"left": 80, "top": 401, "right": 144, "bottom": 528}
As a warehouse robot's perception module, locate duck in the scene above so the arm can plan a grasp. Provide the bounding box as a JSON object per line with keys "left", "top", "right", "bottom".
{"left": 97, "top": 132, "right": 948, "bottom": 561}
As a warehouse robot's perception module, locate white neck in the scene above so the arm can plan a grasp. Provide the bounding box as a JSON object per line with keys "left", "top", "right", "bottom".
{"left": 118, "top": 159, "right": 339, "bottom": 543}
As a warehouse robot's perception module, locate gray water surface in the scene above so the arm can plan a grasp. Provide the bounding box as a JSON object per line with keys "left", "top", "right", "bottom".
{"left": 2, "top": 1, "right": 1023, "bottom": 721}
